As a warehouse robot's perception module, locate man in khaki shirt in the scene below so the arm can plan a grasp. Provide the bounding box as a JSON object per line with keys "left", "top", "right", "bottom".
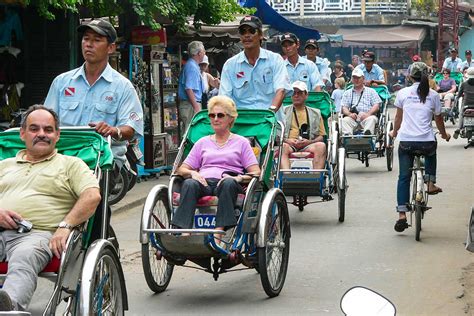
{"left": 0, "top": 105, "right": 101, "bottom": 312}
{"left": 280, "top": 81, "right": 327, "bottom": 169}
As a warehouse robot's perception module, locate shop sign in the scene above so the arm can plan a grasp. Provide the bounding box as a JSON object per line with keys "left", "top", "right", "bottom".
{"left": 131, "top": 26, "right": 167, "bottom": 46}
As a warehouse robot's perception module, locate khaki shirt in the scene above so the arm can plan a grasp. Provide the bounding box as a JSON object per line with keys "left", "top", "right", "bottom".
{"left": 0, "top": 150, "right": 99, "bottom": 231}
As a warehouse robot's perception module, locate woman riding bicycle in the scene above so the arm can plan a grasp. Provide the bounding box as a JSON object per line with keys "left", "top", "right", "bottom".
{"left": 390, "top": 62, "right": 451, "bottom": 233}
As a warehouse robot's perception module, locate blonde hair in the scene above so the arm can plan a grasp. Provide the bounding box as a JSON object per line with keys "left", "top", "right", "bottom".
{"left": 208, "top": 96, "right": 238, "bottom": 127}
{"left": 334, "top": 77, "right": 346, "bottom": 89}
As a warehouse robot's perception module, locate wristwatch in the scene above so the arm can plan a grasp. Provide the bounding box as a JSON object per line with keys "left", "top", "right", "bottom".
{"left": 269, "top": 105, "right": 278, "bottom": 112}
{"left": 58, "top": 221, "right": 74, "bottom": 229}
{"left": 115, "top": 127, "right": 123, "bottom": 140}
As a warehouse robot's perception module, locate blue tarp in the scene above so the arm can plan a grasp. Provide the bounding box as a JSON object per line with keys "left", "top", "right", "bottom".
{"left": 242, "top": 0, "right": 320, "bottom": 41}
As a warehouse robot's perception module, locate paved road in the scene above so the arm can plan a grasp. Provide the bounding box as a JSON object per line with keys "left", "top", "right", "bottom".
{"left": 29, "top": 124, "right": 473, "bottom": 315}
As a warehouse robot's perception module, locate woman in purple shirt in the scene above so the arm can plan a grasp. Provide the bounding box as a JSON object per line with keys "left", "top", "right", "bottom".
{"left": 171, "top": 96, "right": 261, "bottom": 231}
{"left": 436, "top": 69, "right": 457, "bottom": 108}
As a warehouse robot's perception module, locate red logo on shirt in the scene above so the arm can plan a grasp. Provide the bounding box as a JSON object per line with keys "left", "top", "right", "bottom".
{"left": 237, "top": 72, "right": 245, "bottom": 78}
{"left": 64, "top": 87, "right": 75, "bottom": 96}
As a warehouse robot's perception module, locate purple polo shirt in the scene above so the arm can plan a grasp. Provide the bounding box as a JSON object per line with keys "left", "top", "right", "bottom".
{"left": 184, "top": 134, "right": 258, "bottom": 179}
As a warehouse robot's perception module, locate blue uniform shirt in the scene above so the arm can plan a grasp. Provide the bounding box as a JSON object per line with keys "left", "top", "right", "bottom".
{"left": 44, "top": 63, "right": 144, "bottom": 165}
{"left": 355, "top": 63, "right": 385, "bottom": 81}
{"left": 442, "top": 57, "right": 463, "bottom": 72}
{"left": 303, "top": 55, "right": 330, "bottom": 82}
{"left": 178, "top": 58, "right": 203, "bottom": 102}
{"left": 285, "top": 56, "right": 324, "bottom": 91}
{"left": 219, "top": 48, "right": 291, "bottom": 120}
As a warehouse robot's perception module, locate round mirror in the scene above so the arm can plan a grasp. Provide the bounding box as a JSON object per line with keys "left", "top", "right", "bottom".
{"left": 341, "top": 286, "right": 396, "bottom": 316}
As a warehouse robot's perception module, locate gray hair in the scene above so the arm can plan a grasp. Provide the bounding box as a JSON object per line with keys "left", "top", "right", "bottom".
{"left": 188, "top": 41, "right": 205, "bottom": 57}
{"left": 21, "top": 104, "right": 60, "bottom": 130}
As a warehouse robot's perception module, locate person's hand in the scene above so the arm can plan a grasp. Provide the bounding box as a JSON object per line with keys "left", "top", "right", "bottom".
{"left": 89, "top": 122, "right": 116, "bottom": 138}
{"left": 389, "top": 130, "right": 397, "bottom": 139}
{"left": 285, "top": 139, "right": 298, "bottom": 147}
{"left": 358, "top": 112, "right": 369, "bottom": 121}
{"left": 218, "top": 174, "right": 242, "bottom": 187}
{"left": 442, "top": 133, "right": 451, "bottom": 142}
{"left": 49, "top": 228, "right": 71, "bottom": 259}
{"left": 190, "top": 170, "right": 207, "bottom": 186}
{"left": 349, "top": 113, "right": 358, "bottom": 120}
{"left": 0, "top": 209, "right": 22, "bottom": 230}
{"left": 297, "top": 139, "right": 311, "bottom": 149}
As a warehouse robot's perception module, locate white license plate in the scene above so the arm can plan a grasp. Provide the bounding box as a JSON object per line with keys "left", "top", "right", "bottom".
{"left": 464, "top": 117, "right": 474, "bottom": 126}
{"left": 194, "top": 214, "right": 216, "bottom": 228}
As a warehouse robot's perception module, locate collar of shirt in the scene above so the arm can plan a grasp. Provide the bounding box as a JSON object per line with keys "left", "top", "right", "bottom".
{"left": 71, "top": 63, "right": 114, "bottom": 84}
{"left": 237, "top": 48, "right": 269, "bottom": 65}
{"left": 16, "top": 149, "right": 58, "bottom": 164}
{"left": 285, "top": 55, "right": 306, "bottom": 68}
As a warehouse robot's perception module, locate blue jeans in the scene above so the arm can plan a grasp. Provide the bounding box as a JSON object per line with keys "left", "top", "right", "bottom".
{"left": 396, "top": 141, "right": 437, "bottom": 212}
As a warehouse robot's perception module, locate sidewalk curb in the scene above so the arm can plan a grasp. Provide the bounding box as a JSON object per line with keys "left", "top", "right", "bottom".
{"left": 112, "top": 197, "right": 146, "bottom": 215}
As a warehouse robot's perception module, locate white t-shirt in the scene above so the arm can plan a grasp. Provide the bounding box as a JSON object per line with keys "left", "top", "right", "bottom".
{"left": 394, "top": 83, "right": 441, "bottom": 142}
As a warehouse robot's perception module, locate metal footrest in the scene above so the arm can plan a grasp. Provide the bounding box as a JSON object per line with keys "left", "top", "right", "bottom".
{"left": 158, "top": 233, "right": 217, "bottom": 257}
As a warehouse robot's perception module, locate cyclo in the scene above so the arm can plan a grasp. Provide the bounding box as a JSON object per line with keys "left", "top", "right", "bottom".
{"left": 434, "top": 71, "right": 463, "bottom": 125}
{"left": 276, "top": 91, "right": 347, "bottom": 221}
{"left": 139, "top": 109, "right": 290, "bottom": 297}
{"left": 0, "top": 127, "right": 128, "bottom": 315}
{"left": 334, "top": 85, "right": 394, "bottom": 170}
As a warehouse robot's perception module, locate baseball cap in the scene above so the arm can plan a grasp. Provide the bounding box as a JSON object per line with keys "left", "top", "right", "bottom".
{"left": 239, "top": 15, "right": 262, "bottom": 30}
{"left": 466, "top": 50, "right": 472, "bottom": 55}
{"left": 351, "top": 68, "right": 364, "bottom": 77}
{"left": 362, "top": 52, "right": 375, "bottom": 62}
{"left": 467, "top": 67, "right": 474, "bottom": 79}
{"left": 292, "top": 81, "right": 308, "bottom": 93}
{"left": 77, "top": 19, "right": 117, "bottom": 43}
{"left": 410, "top": 62, "right": 429, "bottom": 78}
{"left": 281, "top": 33, "right": 298, "bottom": 45}
{"left": 200, "top": 55, "right": 209, "bottom": 65}
{"left": 412, "top": 55, "right": 421, "bottom": 62}
{"left": 449, "top": 47, "right": 458, "bottom": 53}
{"left": 304, "top": 39, "right": 319, "bottom": 49}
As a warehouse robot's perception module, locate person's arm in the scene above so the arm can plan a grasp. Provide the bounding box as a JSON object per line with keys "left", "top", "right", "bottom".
{"left": 309, "top": 61, "right": 324, "bottom": 92}
{"left": 390, "top": 107, "right": 403, "bottom": 138}
{"left": 447, "top": 80, "right": 456, "bottom": 94}
{"left": 367, "top": 103, "right": 380, "bottom": 116}
{"left": 185, "top": 89, "right": 201, "bottom": 112}
{"left": 218, "top": 60, "right": 233, "bottom": 98}
{"left": 49, "top": 187, "right": 101, "bottom": 258}
{"left": 434, "top": 115, "right": 451, "bottom": 141}
{"left": 270, "top": 89, "right": 286, "bottom": 111}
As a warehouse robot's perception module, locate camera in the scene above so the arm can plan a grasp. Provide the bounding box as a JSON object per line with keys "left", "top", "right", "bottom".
{"left": 350, "top": 106, "right": 359, "bottom": 115}
{"left": 299, "top": 123, "right": 310, "bottom": 140}
{"left": 14, "top": 219, "right": 33, "bottom": 233}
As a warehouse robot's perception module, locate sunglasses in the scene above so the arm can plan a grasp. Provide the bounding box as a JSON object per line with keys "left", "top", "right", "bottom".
{"left": 208, "top": 112, "right": 227, "bottom": 119}
{"left": 239, "top": 27, "right": 257, "bottom": 35}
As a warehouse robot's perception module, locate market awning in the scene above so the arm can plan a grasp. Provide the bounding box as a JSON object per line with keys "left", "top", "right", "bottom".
{"left": 242, "top": 0, "right": 320, "bottom": 41}
{"left": 169, "top": 19, "right": 269, "bottom": 48}
{"left": 337, "top": 25, "right": 427, "bottom": 48}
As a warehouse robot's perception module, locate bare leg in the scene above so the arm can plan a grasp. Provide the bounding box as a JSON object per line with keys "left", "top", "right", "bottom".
{"left": 280, "top": 143, "right": 295, "bottom": 169}
{"left": 306, "top": 142, "right": 327, "bottom": 169}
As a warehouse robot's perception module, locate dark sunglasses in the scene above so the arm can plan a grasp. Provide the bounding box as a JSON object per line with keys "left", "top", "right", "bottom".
{"left": 239, "top": 27, "right": 257, "bottom": 35}
{"left": 208, "top": 112, "right": 227, "bottom": 119}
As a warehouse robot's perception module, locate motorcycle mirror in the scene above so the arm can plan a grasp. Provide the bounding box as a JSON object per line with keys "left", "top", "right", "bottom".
{"left": 341, "top": 286, "right": 396, "bottom": 316}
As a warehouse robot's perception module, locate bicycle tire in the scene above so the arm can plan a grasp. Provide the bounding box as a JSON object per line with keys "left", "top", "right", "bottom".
{"left": 415, "top": 204, "right": 422, "bottom": 241}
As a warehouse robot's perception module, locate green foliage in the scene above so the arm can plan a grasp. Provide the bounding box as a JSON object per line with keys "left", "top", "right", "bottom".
{"left": 411, "top": 0, "right": 437, "bottom": 17}
{"left": 23, "top": 0, "right": 252, "bottom": 31}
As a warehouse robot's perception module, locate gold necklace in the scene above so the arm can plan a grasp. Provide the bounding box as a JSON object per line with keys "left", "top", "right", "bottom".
{"left": 213, "top": 133, "right": 232, "bottom": 148}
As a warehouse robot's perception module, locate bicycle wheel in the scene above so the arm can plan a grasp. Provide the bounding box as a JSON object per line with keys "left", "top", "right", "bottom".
{"left": 80, "top": 246, "right": 125, "bottom": 315}
{"left": 257, "top": 193, "right": 290, "bottom": 298}
{"left": 415, "top": 204, "right": 422, "bottom": 241}
{"left": 337, "top": 147, "right": 346, "bottom": 223}
{"left": 141, "top": 190, "right": 174, "bottom": 293}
